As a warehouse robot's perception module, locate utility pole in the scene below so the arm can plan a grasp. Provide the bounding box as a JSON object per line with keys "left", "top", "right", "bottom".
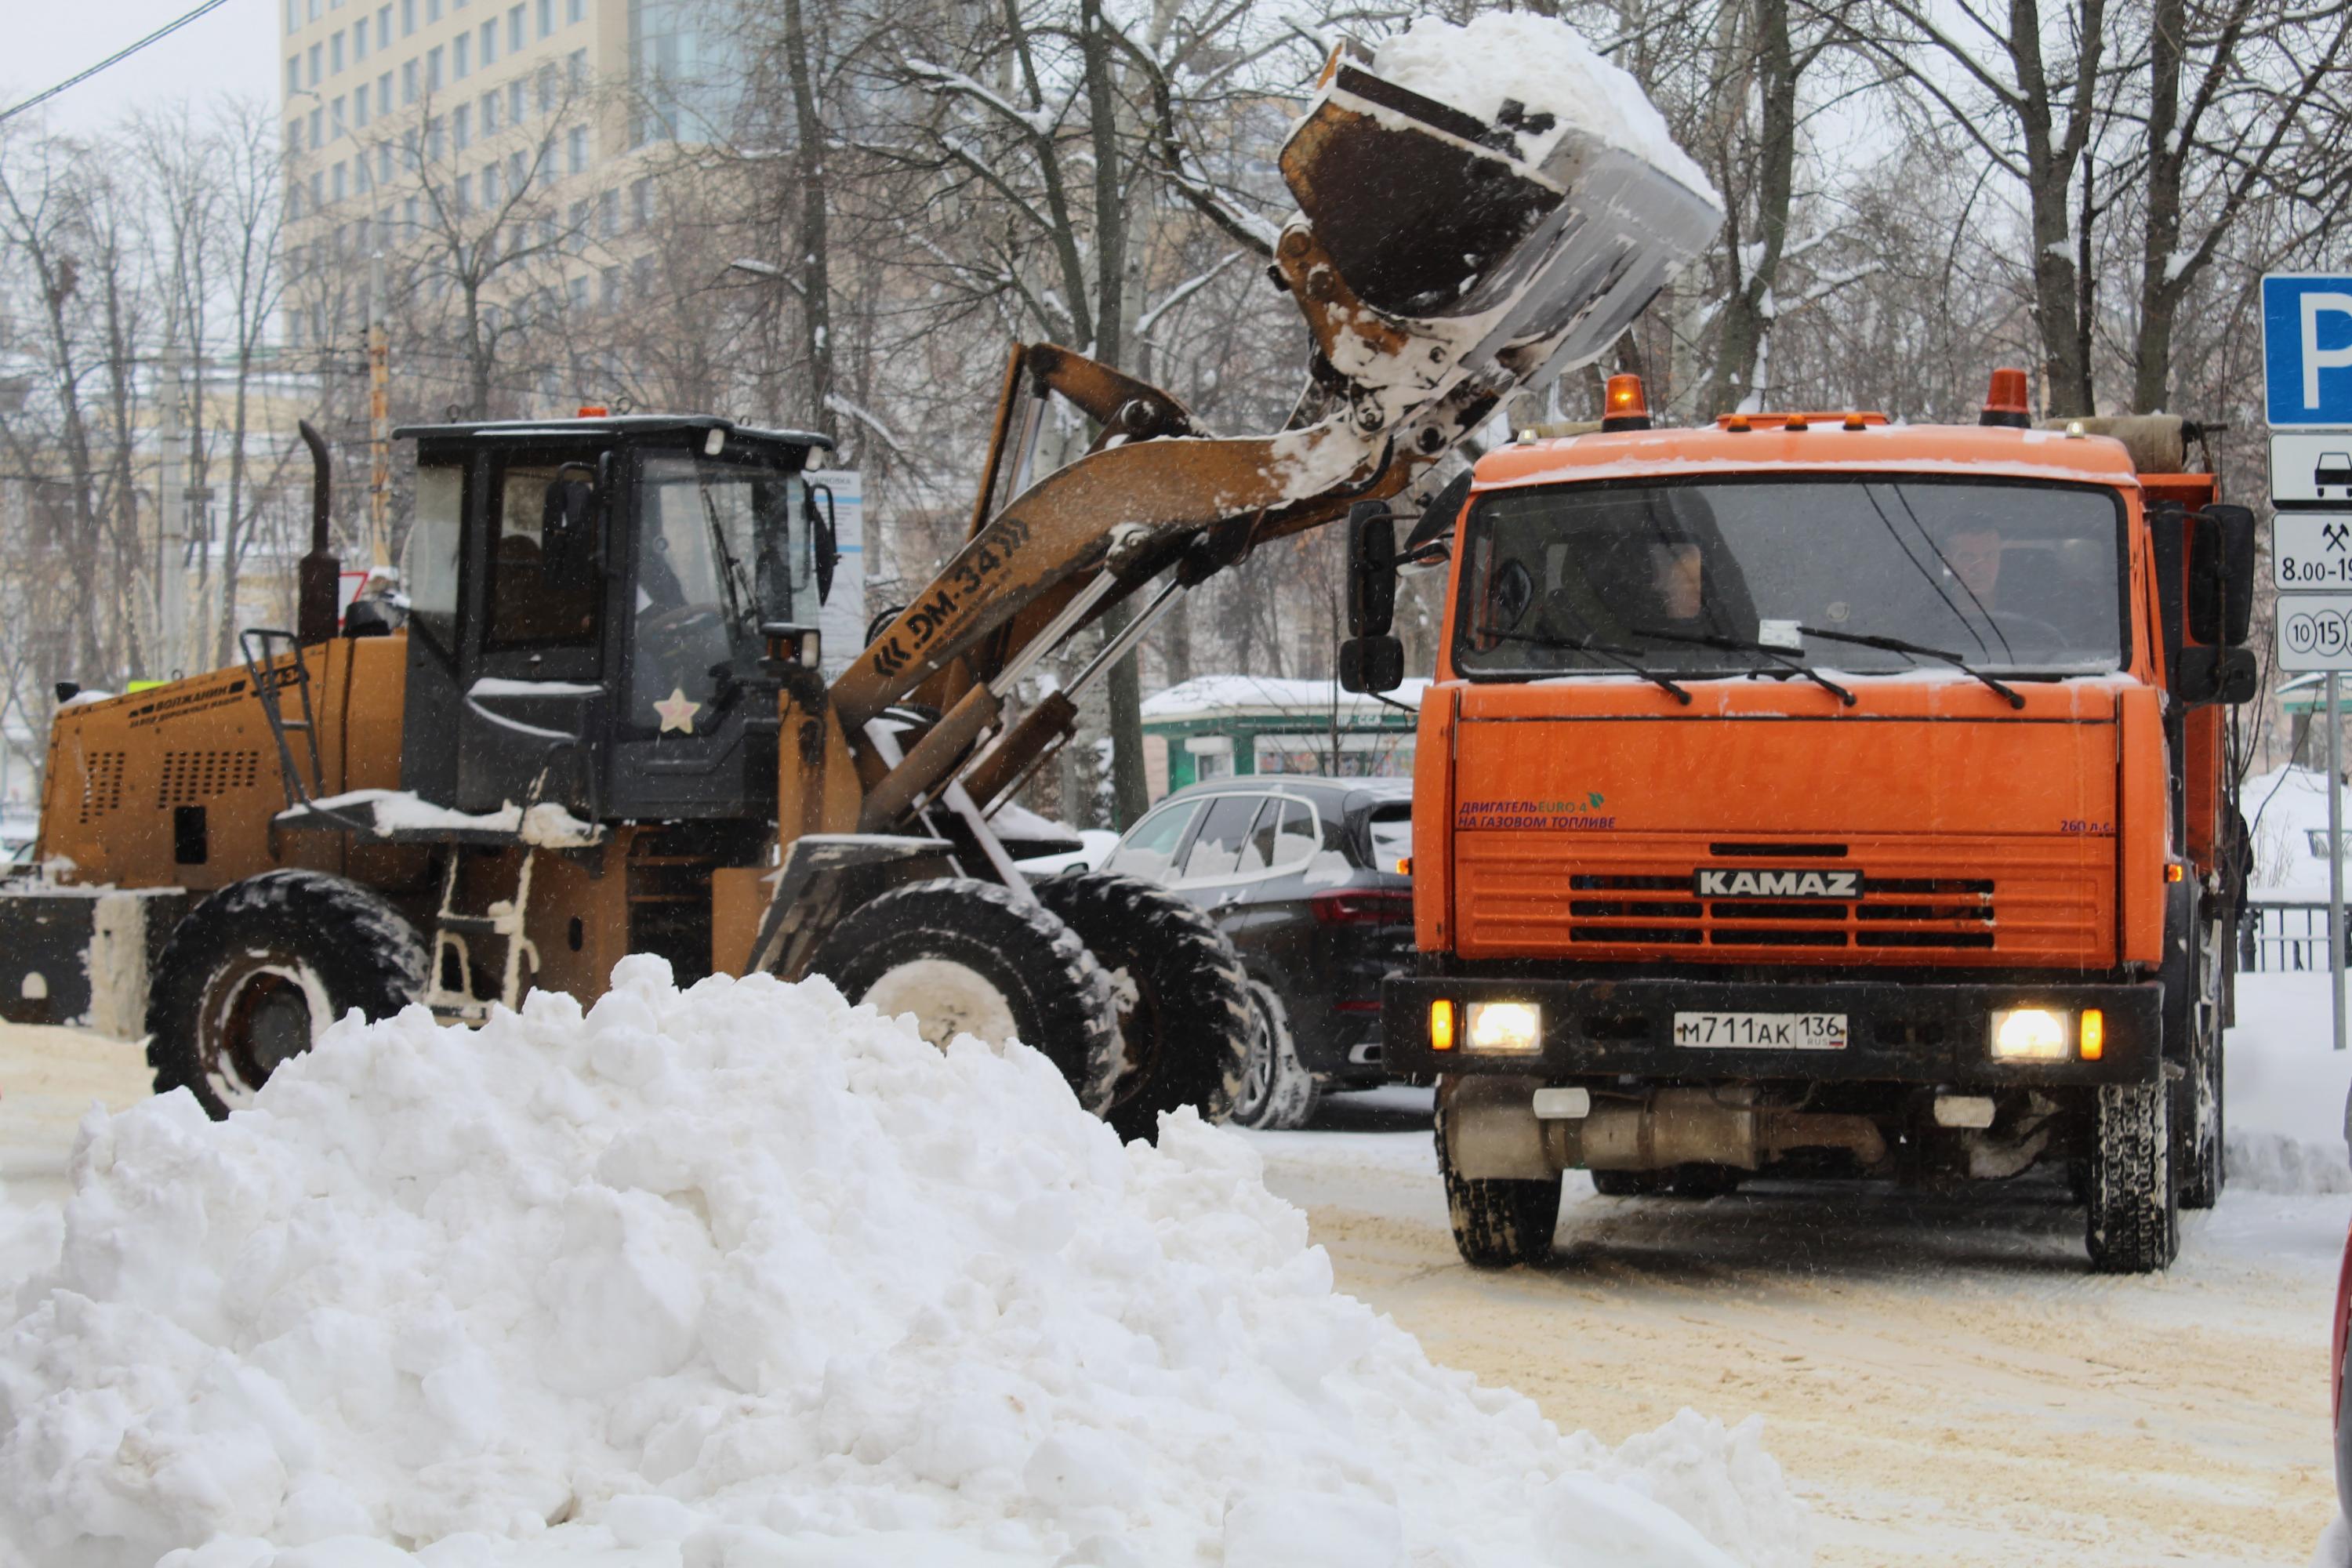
{"left": 157, "top": 346, "right": 189, "bottom": 678}
{"left": 368, "top": 253, "right": 392, "bottom": 569}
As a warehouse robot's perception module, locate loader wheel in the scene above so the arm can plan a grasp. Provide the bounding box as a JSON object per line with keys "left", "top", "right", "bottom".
{"left": 810, "top": 877, "right": 1121, "bottom": 1112}
{"left": 1035, "top": 872, "right": 1252, "bottom": 1143}
{"left": 147, "top": 869, "right": 428, "bottom": 1120}
{"left": 2085, "top": 1081, "right": 2180, "bottom": 1273}
{"left": 1229, "top": 979, "right": 1320, "bottom": 1131}
{"left": 1436, "top": 1098, "right": 1560, "bottom": 1268}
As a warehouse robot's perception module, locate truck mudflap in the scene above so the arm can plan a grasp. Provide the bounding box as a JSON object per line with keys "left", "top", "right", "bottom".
{"left": 1382, "top": 973, "right": 2163, "bottom": 1086}
{"left": 0, "top": 886, "right": 187, "bottom": 1034}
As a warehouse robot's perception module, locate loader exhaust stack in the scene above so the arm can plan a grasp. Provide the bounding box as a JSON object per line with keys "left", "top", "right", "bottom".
{"left": 296, "top": 418, "right": 341, "bottom": 646}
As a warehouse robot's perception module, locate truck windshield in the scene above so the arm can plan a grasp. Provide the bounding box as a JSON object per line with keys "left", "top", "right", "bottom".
{"left": 1454, "top": 476, "right": 2128, "bottom": 680}
{"left": 626, "top": 452, "right": 811, "bottom": 736}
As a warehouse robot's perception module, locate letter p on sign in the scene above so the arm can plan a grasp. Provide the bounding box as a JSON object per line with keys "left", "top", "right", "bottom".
{"left": 2265, "top": 275, "right": 2352, "bottom": 426}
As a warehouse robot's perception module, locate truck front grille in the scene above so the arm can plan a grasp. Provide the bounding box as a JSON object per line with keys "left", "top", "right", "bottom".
{"left": 1455, "top": 834, "right": 2109, "bottom": 966}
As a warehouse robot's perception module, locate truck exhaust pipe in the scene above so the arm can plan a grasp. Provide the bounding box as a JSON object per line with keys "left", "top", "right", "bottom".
{"left": 296, "top": 418, "right": 342, "bottom": 646}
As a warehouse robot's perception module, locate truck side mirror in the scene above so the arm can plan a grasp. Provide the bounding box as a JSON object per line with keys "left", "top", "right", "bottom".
{"left": 1340, "top": 633, "right": 1404, "bottom": 694}
{"left": 1346, "top": 499, "right": 1398, "bottom": 637}
{"left": 542, "top": 463, "right": 601, "bottom": 591}
{"left": 807, "top": 481, "right": 840, "bottom": 606}
{"left": 2192, "top": 503, "right": 2256, "bottom": 646}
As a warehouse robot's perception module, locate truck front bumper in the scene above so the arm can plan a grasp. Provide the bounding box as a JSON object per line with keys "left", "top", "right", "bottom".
{"left": 1381, "top": 972, "right": 2162, "bottom": 1087}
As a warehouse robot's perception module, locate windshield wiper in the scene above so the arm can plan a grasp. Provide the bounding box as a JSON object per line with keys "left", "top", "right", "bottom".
{"left": 1795, "top": 626, "right": 2024, "bottom": 709}
{"left": 1480, "top": 627, "right": 1693, "bottom": 704}
{"left": 1631, "top": 626, "right": 1856, "bottom": 706}
{"left": 695, "top": 471, "right": 757, "bottom": 633}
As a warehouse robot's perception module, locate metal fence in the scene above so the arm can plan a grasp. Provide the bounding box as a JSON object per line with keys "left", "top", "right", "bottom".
{"left": 2241, "top": 902, "right": 2336, "bottom": 972}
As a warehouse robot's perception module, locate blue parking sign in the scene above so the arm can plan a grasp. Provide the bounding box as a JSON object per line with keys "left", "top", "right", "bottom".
{"left": 2265, "top": 274, "right": 2352, "bottom": 426}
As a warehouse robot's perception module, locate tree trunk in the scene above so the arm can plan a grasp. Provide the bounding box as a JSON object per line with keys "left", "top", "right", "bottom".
{"left": 1706, "top": 0, "right": 1796, "bottom": 417}
{"left": 2132, "top": 0, "right": 2186, "bottom": 413}
{"left": 782, "top": 0, "right": 836, "bottom": 442}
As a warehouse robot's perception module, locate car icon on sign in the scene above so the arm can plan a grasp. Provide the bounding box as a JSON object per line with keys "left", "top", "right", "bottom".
{"left": 2318, "top": 452, "right": 2352, "bottom": 496}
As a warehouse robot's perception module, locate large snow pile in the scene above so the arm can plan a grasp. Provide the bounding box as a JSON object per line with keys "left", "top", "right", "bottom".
{"left": 1374, "top": 13, "right": 1718, "bottom": 202}
{"left": 0, "top": 959, "right": 1809, "bottom": 1568}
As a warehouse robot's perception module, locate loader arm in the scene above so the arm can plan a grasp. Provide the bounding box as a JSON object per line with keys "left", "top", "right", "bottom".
{"left": 807, "top": 49, "right": 1723, "bottom": 853}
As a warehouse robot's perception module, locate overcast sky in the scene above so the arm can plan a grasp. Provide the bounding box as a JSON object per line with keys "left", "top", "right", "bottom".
{"left": 6, "top": 0, "right": 278, "bottom": 136}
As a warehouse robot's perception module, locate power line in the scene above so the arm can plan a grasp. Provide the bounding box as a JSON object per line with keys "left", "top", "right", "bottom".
{"left": 0, "top": 0, "right": 234, "bottom": 126}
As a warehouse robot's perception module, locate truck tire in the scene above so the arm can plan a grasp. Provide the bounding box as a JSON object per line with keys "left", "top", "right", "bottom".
{"left": 1229, "top": 979, "right": 1319, "bottom": 1131}
{"left": 2175, "top": 913, "right": 2227, "bottom": 1210}
{"left": 1036, "top": 871, "right": 1252, "bottom": 1143}
{"left": 2085, "top": 1081, "right": 2180, "bottom": 1273}
{"left": 1436, "top": 1102, "right": 1560, "bottom": 1267}
{"left": 146, "top": 869, "right": 428, "bottom": 1120}
{"left": 810, "top": 877, "right": 1121, "bottom": 1113}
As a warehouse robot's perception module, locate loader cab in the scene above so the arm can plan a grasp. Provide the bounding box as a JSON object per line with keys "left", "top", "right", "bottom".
{"left": 394, "top": 414, "right": 835, "bottom": 825}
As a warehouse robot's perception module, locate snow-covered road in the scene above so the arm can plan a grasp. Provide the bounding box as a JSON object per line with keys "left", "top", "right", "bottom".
{"left": 4, "top": 975, "right": 2347, "bottom": 1566}
{"left": 1246, "top": 1078, "right": 2346, "bottom": 1567}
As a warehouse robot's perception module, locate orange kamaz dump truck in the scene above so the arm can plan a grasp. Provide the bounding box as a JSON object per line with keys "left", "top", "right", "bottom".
{"left": 1356, "top": 370, "right": 2259, "bottom": 1272}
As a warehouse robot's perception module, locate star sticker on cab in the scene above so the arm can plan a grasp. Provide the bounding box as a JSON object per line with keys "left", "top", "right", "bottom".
{"left": 654, "top": 687, "right": 701, "bottom": 735}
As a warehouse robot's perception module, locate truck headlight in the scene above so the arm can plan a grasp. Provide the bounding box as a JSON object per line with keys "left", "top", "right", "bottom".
{"left": 1466, "top": 1001, "right": 1542, "bottom": 1052}
{"left": 1988, "top": 1007, "right": 2069, "bottom": 1061}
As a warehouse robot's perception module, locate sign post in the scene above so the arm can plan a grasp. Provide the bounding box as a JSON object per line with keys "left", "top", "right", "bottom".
{"left": 2265, "top": 274, "right": 2352, "bottom": 1090}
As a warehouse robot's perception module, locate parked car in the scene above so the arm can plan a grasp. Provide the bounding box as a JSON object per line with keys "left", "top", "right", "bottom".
{"left": 1093, "top": 777, "right": 1414, "bottom": 1128}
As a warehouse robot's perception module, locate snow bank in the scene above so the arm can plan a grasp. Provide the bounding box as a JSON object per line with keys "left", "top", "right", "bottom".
{"left": 1374, "top": 13, "right": 1718, "bottom": 201}
{"left": 2226, "top": 971, "right": 2352, "bottom": 1192}
{"left": 0, "top": 960, "right": 1809, "bottom": 1568}
{"left": 2246, "top": 764, "right": 2352, "bottom": 898}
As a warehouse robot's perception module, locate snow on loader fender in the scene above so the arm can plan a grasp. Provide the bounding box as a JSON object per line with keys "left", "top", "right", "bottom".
{"left": 5, "top": 23, "right": 1719, "bottom": 1139}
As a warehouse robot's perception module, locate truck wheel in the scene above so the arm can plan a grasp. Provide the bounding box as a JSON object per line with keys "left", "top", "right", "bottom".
{"left": 2176, "top": 1022, "right": 2226, "bottom": 1211}
{"left": 2176, "top": 924, "right": 2227, "bottom": 1210}
{"left": 2085, "top": 1082, "right": 2180, "bottom": 1273}
{"left": 810, "top": 877, "right": 1121, "bottom": 1112}
{"left": 1229, "top": 979, "right": 1319, "bottom": 1131}
{"left": 146, "top": 869, "right": 427, "bottom": 1120}
{"left": 1436, "top": 1101, "right": 1560, "bottom": 1267}
{"left": 1036, "top": 872, "right": 1252, "bottom": 1143}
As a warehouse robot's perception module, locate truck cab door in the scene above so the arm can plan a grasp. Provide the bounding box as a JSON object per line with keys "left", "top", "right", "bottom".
{"left": 451, "top": 445, "right": 612, "bottom": 816}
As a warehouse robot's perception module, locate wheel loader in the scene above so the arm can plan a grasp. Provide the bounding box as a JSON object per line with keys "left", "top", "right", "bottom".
{"left": 0, "top": 48, "right": 1719, "bottom": 1139}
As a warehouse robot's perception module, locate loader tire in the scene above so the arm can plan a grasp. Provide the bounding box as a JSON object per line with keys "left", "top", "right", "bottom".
{"left": 1036, "top": 871, "right": 1252, "bottom": 1143}
{"left": 147, "top": 869, "right": 428, "bottom": 1120}
{"left": 1229, "top": 979, "right": 1319, "bottom": 1131}
{"left": 811, "top": 877, "right": 1121, "bottom": 1113}
{"left": 1436, "top": 1100, "right": 1560, "bottom": 1268}
{"left": 2085, "top": 1081, "right": 2180, "bottom": 1273}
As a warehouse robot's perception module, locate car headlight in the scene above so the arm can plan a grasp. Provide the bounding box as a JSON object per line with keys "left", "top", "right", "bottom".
{"left": 1988, "top": 1007, "right": 2070, "bottom": 1061}
{"left": 1466, "top": 1001, "right": 1542, "bottom": 1052}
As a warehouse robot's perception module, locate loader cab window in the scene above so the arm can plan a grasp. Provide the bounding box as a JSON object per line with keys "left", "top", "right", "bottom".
{"left": 625, "top": 449, "right": 811, "bottom": 736}
{"left": 406, "top": 461, "right": 465, "bottom": 648}
{"left": 1457, "top": 476, "right": 2129, "bottom": 679}
{"left": 485, "top": 457, "right": 603, "bottom": 648}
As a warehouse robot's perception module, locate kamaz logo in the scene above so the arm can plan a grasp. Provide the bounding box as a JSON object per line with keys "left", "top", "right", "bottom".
{"left": 1695, "top": 868, "right": 1860, "bottom": 898}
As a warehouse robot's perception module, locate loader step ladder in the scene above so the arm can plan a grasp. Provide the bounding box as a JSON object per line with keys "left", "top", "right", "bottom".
{"left": 423, "top": 848, "right": 542, "bottom": 1023}
{"left": 240, "top": 629, "right": 333, "bottom": 811}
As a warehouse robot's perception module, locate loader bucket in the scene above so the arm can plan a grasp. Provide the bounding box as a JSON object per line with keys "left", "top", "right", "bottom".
{"left": 1280, "top": 62, "right": 1721, "bottom": 372}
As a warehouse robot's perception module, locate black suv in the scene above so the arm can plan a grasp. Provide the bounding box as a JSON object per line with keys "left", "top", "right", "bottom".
{"left": 1099, "top": 777, "right": 1414, "bottom": 1128}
